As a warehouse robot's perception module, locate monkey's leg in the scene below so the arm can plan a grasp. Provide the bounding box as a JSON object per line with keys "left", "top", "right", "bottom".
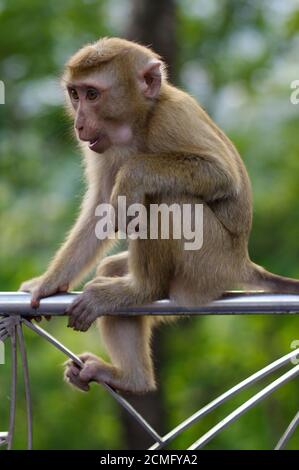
{"left": 66, "top": 313, "right": 156, "bottom": 393}
{"left": 99, "top": 315, "right": 156, "bottom": 393}
{"left": 95, "top": 250, "right": 128, "bottom": 278}
{"left": 66, "top": 250, "right": 160, "bottom": 393}
{"left": 65, "top": 315, "right": 156, "bottom": 394}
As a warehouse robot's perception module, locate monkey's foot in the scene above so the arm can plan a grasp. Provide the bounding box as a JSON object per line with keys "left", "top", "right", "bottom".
{"left": 64, "top": 352, "right": 156, "bottom": 394}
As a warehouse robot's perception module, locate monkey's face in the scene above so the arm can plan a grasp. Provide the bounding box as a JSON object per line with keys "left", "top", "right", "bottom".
{"left": 64, "top": 55, "right": 162, "bottom": 154}
{"left": 65, "top": 69, "right": 134, "bottom": 154}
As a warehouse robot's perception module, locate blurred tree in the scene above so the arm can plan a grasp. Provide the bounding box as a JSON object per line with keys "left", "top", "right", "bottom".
{"left": 126, "top": 0, "right": 177, "bottom": 79}
{"left": 118, "top": 0, "right": 178, "bottom": 450}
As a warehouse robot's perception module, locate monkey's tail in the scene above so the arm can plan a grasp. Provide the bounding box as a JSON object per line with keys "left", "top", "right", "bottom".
{"left": 243, "top": 262, "right": 299, "bottom": 294}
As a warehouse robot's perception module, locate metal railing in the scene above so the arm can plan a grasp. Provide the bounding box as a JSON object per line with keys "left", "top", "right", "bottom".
{"left": 0, "top": 291, "right": 299, "bottom": 450}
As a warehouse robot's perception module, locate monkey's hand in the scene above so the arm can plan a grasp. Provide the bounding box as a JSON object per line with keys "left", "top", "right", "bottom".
{"left": 66, "top": 285, "right": 104, "bottom": 332}
{"left": 110, "top": 175, "right": 144, "bottom": 234}
{"left": 19, "top": 275, "right": 69, "bottom": 309}
{"left": 64, "top": 353, "right": 98, "bottom": 392}
{"left": 19, "top": 275, "right": 45, "bottom": 293}
{"left": 64, "top": 353, "right": 119, "bottom": 391}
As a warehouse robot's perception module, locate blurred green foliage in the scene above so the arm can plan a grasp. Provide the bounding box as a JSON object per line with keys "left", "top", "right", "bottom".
{"left": 1, "top": 0, "right": 299, "bottom": 450}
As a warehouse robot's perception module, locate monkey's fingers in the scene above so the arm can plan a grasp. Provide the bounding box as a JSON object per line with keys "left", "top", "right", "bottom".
{"left": 59, "top": 284, "right": 69, "bottom": 293}
{"left": 18, "top": 275, "right": 43, "bottom": 293}
{"left": 30, "top": 294, "right": 41, "bottom": 308}
{"left": 63, "top": 358, "right": 82, "bottom": 370}
{"left": 65, "top": 362, "right": 81, "bottom": 376}
{"left": 64, "top": 353, "right": 99, "bottom": 370}
{"left": 69, "top": 306, "right": 87, "bottom": 327}
{"left": 64, "top": 366, "right": 90, "bottom": 392}
{"left": 78, "top": 352, "right": 100, "bottom": 363}
{"left": 31, "top": 283, "right": 69, "bottom": 309}
{"left": 67, "top": 300, "right": 88, "bottom": 329}
{"left": 25, "top": 315, "right": 43, "bottom": 323}
{"left": 77, "top": 316, "right": 94, "bottom": 332}
{"left": 66, "top": 301, "right": 84, "bottom": 318}
{"left": 67, "top": 310, "right": 84, "bottom": 329}
{"left": 79, "top": 364, "right": 97, "bottom": 382}
{"left": 32, "top": 315, "right": 52, "bottom": 322}
{"left": 78, "top": 356, "right": 115, "bottom": 385}
{"left": 69, "top": 308, "right": 95, "bottom": 331}
{"left": 66, "top": 296, "right": 84, "bottom": 317}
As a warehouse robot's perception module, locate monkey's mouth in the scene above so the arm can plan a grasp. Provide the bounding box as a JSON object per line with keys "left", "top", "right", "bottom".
{"left": 88, "top": 136, "right": 102, "bottom": 149}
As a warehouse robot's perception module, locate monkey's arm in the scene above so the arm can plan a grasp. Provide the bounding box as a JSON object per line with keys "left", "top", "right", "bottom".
{"left": 20, "top": 186, "right": 111, "bottom": 306}
{"left": 112, "top": 152, "right": 241, "bottom": 206}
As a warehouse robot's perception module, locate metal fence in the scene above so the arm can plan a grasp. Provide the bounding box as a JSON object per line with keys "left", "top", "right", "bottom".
{"left": 0, "top": 291, "right": 299, "bottom": 450}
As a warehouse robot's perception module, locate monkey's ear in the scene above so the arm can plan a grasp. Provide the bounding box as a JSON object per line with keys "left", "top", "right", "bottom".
{"left": 138, "top": 60, "right": 162, "bottom": 99}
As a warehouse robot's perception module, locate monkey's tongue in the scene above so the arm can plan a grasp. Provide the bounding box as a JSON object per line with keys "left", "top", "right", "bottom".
{"left": 89, "top": 137, "right": 100, "bottom": 149}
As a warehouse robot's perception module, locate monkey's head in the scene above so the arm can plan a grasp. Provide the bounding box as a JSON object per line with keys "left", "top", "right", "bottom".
{"left": 62, "top": 37, "right": 167, "bottom": 154}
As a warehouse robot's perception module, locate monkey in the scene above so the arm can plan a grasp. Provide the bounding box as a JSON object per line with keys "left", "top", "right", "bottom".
{"left": 19, "top": 37, "right": 299, "bottom": 394}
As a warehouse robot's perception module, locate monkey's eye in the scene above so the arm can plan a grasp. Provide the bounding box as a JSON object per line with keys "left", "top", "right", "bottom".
{"left": 69, "top": 88, "right": 79, "bottom": 101}
{"left": 86, "top": 88, "right": 99, "bottom": 101}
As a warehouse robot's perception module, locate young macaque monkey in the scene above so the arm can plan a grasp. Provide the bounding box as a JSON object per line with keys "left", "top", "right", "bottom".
{"left": 20, "top": 37, "right": 299, "bottom": 394}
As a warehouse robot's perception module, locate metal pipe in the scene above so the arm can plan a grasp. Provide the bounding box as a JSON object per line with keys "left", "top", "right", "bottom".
{"left": 7, "top": 326, "right": 17, "bottom": 450}
{"left": 1, "top": 292, "right": 299, "bottom": 316}
{"left": 149, "top": 346, "right": 299, "bottom": 450}
{"left": 275, "top": 411, "right": 299, "bottom": 450}
{"left": 188, "top": 364, "right": 299, "bottom": 450}
{"left": 16, "top": 323, "right": 33, "bottom": 450}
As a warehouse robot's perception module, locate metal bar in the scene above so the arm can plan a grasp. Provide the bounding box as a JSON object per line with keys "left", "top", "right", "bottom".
{"left": 7, "top": 326, "right": 17, "bottom": 450}
{"left": 1, "top": 292, "right": 299, "bottom": 316}
{"left": 188, "top": 364, "right": 299, "bottom": 450}
{"left": 16, "top": 322, "right": 33, "bottom": 450}
{"left": 149, "top": 347, "right": 299, "bottom": 449}
{"left": 23, "top": 319, "right": 85, "bottom": 365}
{"left": 275, "top": 411, "right": 299, "bottom": 450}
{"left": 101, "top": 383, "right": 163, "bottom": 444}
{"left": 22, "top": 319, "right": 163, "bottom": 444}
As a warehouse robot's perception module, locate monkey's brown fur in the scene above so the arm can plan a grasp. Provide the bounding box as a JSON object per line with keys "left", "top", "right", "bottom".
{"left": 20, "top": 38, "right": 299, "bottom": 393}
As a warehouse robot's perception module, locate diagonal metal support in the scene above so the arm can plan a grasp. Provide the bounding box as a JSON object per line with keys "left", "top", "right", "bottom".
{"left": 275, "top": 411, "right": 299, "bottom": 450}
{"left": 188, "top": 364, "right": 299, "bottom": 450}
{"left": 149, "top": 347, "right": 299, "bottom": 449}
{"left": 23, "top": 319, "right": 163, "bottom": 445}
